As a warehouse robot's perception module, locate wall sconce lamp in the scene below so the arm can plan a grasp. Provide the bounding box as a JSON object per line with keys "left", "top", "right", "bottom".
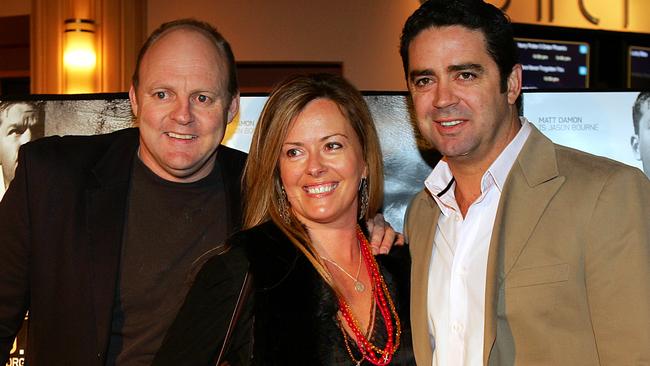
{"left": 63, "top": 18, "right": 97, "bottom": 94}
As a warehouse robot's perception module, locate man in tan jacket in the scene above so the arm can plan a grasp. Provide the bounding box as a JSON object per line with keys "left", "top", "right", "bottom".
{"left": 400, "top": 0, "right": 650, "bottom": 365}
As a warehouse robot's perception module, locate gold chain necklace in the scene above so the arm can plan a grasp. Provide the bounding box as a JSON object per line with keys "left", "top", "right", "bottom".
{"left": 320, "top": 240, "right": 365, "bottom": 292}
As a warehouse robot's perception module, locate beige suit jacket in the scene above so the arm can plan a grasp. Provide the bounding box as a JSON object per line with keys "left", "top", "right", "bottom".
{"left": 405, "top": 126, "right": 650, "bottom": 365}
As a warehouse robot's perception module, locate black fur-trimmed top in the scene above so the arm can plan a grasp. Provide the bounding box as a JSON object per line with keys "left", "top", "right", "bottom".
{"left": 235, "top": 221, "right": 415, "bottom": 366}
{"left": 155, "top": 221, "right": 415, "bottom": 365}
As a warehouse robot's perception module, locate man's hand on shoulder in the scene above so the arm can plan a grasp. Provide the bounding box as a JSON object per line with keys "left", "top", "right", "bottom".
{"left": 367, "top": 213, "right": 405, "bottom": 255}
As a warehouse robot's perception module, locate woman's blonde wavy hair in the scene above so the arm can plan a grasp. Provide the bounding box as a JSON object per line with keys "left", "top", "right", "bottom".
{"left": 243, "top": 73, "right": 384, "bottom": 284}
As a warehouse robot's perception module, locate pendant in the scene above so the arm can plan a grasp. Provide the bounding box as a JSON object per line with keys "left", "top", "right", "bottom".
{"left": 354, "top": 281, "right": 365, "bottom": 292}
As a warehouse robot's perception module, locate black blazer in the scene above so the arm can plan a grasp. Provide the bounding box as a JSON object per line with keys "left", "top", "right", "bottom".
{"left": 0, "top": 128, "right": 246, "bottom": 365}
{"left": 156, "top": 222, "right": 414, "bottom": 365}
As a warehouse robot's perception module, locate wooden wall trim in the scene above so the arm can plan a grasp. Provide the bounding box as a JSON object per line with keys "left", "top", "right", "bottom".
{"left": 30, "top": 0, "right": 146, "bottom": 94}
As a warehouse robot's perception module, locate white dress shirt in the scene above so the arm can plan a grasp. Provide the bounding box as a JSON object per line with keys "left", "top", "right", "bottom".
{"left": 425, "top": 118, "right": 532, "bottom": 366}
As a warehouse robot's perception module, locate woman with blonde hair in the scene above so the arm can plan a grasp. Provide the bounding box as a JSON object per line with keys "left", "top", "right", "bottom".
{"left": 157, "top": 73, "right": 413, "bottom": 365}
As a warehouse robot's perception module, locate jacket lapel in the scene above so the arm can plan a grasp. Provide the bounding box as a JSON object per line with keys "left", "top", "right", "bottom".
{"left": 215, "top": 146, "right": 244, "bottom": 238}
{"left": 85, "top": 128, "right": 139, "bottom": 352}
{"left": 407, "top": 191, "right": 439, "bottom": 366}
{"left": 484, "top": 126, "right": 565, "bottom": 364}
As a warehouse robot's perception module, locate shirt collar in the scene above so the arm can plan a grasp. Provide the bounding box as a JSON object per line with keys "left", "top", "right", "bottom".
{"left": 486, "top": 117, "right": 532, "bottom": 191}
{"left": 425, "top": 117, "right": 532, "bottom": 212}
{"left": 424, "top": 159, "right": 456, "bottom": 216}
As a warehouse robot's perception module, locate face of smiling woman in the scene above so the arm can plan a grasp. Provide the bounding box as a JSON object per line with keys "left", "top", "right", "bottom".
{"left": 279, "top": 98, "right": 368, "bottom": 228}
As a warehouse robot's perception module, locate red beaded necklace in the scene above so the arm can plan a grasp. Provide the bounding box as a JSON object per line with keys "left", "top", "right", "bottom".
{"left": 335, "top": 226, "right": 401, "bottom": 365}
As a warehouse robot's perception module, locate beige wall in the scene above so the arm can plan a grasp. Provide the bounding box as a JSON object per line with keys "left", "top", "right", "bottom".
{"left": 0, "top": 0, "right": 30, "bottom": 17}
{"left": 6, "top": 0, "right": 650, "bottom": 92}
{"left": 147, "top": 0, "right": 420, "bottom": 91}
{"left": 487, "top": 0, "right": 650, "bottom": 33}
{"left": 147, "top": 0, "right": 650, "bottom": 91}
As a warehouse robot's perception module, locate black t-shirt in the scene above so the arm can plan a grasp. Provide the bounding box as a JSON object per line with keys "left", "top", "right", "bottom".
{"left": 106, "top": 156, "right": 229, "bottom": 365}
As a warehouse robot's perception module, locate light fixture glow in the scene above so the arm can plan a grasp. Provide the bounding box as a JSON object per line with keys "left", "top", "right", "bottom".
{"left": 63, "top": 34, "right": 96, "bottom": 69}
{"left": 63, "top": 18, "right": 97, "bottom": 94}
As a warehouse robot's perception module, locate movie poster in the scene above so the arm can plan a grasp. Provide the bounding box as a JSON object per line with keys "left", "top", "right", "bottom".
{"left": 0, "top": 90, "right": 648, "bottom": 363}
{"left": 0, "top": 101, "right": 45, "bottom": 201}
{"left": 523, "top": 91, "right": 645, "bottom": 173}
{"left": 2, "top": 91, "right": 647, "bottom": 221}
{"left": 2, "top": 91, "right": 646, "bottom": 225}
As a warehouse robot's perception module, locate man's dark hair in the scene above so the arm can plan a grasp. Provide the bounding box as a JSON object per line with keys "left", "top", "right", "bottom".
{"left": 400, "top": 0, "right": 521, "bottom": 110}
{"left": 633, "top": 92, "right": 650, "bottom": 134}
{"left": 0, "top": 101, "right": 43, "bottom": 126}
{"left": 131, "top": 19, "right": 238, "bottom": 100}
{"left": 0, "top": 101, "right": 38, "bottom": 115}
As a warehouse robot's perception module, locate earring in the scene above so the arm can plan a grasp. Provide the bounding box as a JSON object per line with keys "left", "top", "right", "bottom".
{"left": 278, "top": 186, "right": 291, "bottom": 224}
{"left": 359, "top": 178, "right": 369, "bottom": 220}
